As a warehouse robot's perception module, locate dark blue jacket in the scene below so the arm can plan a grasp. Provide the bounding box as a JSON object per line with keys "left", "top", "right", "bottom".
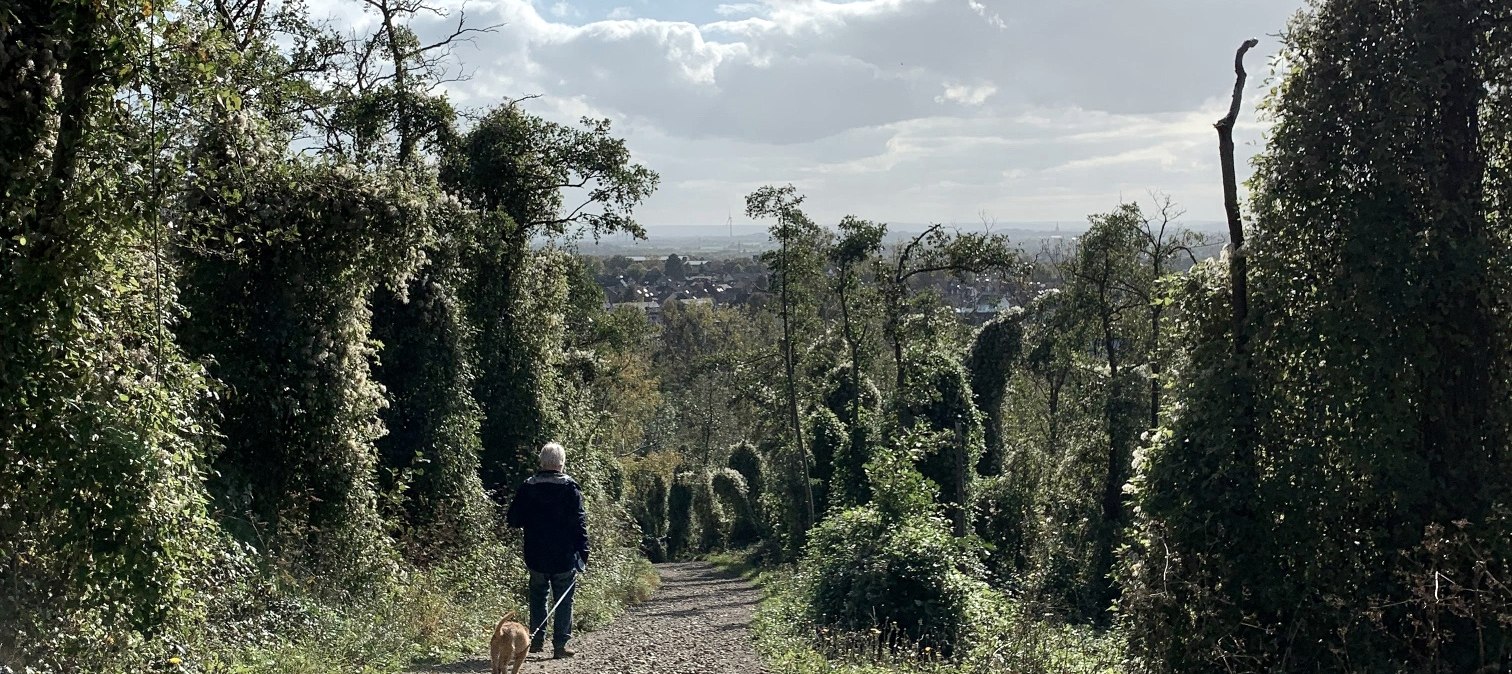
{"left": 506, "top": 470, "right": 589, "bottom": 574}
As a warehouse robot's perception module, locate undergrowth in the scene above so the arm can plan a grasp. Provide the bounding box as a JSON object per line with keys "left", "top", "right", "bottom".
{"left": 185, "top": 541, "right": 656, "bottom": 674}
{"left": 716, "top": 552, "right": 1129, "bottom": 674}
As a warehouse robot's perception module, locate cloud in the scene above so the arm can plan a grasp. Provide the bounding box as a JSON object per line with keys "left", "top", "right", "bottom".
{"left": 714, "top": 3, "right": 763, "bottom": 17}
{"left": 967, "top": 0, "right": 1006, "bottom": 29}
{"left": 350, "top": 0, "right": 1303, "bottom": 224}
{"left": 936, "top": 82, "right": 996, "bottom": 106}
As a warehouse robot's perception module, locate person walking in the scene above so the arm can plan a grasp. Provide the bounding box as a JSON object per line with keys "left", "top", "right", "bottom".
{"left": 505, "top": 442, "right": 589, "bottom": 658}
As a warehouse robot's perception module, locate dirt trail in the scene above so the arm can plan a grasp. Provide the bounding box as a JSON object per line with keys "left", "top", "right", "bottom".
{"left": 410, "top": 562, "right": 767, "bottom": 674}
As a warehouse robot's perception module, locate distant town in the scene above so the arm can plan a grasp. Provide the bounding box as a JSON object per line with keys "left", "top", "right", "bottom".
{"left": 588, "top": 252, "right": 1031, "bottom": 326}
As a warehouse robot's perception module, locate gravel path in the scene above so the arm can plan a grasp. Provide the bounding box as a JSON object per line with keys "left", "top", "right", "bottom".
{"left": 410, "top": 562, "right": 767, "bottom": 674}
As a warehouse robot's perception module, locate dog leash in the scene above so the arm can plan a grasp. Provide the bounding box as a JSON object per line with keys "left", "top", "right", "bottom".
{"left": 528, "top": 575, "right": 579, "bottom": 643}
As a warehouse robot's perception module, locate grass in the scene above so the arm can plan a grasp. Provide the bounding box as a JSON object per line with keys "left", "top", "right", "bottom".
{"left": 191, "top": 544, "right": 658, "bottom": 674}
{"left": 711, "top": 548, "right": 1132, "bottom": 674}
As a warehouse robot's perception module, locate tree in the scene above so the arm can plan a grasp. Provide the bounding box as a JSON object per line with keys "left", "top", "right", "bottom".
{"left": 966, "top": 309, "right": 1026, "bottom": 476}
{"left": 745, "top": 185, "right": 829, "bottom": 536}
{"left": 827, "top": 217, "right": 887, "bottom": 503}
{"left": 1128, "top": 5, "right": 1512, "bottom": 668}
{"left": 882, "top": 225, "right": 1017, "bottom": 407}
{"left": 1126, "top": 194, "right": 1203, "bottom": 429}
{"left": 443, "top": 105, "right": 657, "bottom": 496}
{"left": 1061, "top": 203, "right": 1151, "bottom": 622}
{"left": 1, "top": 2, "right": 221, "bottom": 665}
{"left": 664, "top": 253, "right": 686, "bottom": 281}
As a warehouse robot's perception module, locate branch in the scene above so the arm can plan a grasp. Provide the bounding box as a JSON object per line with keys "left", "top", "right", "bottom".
{"left": 895, "top": 224, "right": 943, "bottom": 283}
{"left": 507, "top": 93, "right": 543, "bottom": 108}
{"left": 410, "top": 12, "right": 504, "bottom": 58}
{"left": 1171, "top": 244, "right": 1200, "bottom": 266}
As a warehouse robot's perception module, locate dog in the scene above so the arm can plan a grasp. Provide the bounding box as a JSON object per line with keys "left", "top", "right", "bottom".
{"left": 489, "top": 611, "right": 531, "bottom": 674}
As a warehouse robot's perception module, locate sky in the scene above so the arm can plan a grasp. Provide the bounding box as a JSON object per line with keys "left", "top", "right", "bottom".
{"left": 314, "top": 0, "right": 1308, "bottom": 232}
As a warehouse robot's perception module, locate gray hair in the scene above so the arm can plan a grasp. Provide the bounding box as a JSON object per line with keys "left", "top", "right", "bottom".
{"left": 539, "top": 442, "right": 566, "bottom": 470}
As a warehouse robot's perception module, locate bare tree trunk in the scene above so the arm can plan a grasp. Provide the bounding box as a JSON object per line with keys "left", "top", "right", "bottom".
{"left": 1216, "top": 38, "right": 1258, "bottom": 354}
{"left": 378, "top": 0, "right": 415, "bottom": 163}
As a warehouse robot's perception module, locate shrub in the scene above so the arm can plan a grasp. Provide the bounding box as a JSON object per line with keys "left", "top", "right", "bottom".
{"left": 690, "top": 470, "right": 729, "bottom": 552}
{"left": 711, "top": 468, "right": 760, "bottom": 547}
{"left": 972, "top": 474, "right": 1033, "bottom": 589}
{"left": 802, "top": 505, "right": 984, "bottom": 657}
{"left": 628, "top": 470, "right": 670, "bottom": 562}
{"left": 806, "top": 408, "right": 846, "bottom": 514}
{"left": 666, "top": 474, "right": 697, "bottom": 560}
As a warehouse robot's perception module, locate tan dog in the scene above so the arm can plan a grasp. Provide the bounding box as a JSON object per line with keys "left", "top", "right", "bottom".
{"left": 489, "top": 611, "right": 530, "bottom": 674}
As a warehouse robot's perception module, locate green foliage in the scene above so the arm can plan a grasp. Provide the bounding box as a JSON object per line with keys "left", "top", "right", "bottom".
{"left": 371, "top": 210, "right": 492, "bottom": 564}
{"left": 729, "top": 441, "right": 767, "bottom": 501}
{"left": 627, "top": 468, "right": 670, "bottom": 561}
{"left": 712, "top": 467, "right": 761, "bottom": 548}
{"left": 689, "top": 470, "right": 730, "bottom": 552}
{"left": 0, "top": 2, "right": 662, "bottom": 669}
{"left": 754, "top": 569, "right": 1129, "bottom": 674}
{"left": 180, "top": 155, "right": 434, "bottom": 584}
{"left": 807, "top": 408, "right": 846, "bottom": 514}
{"left": 447, "top": 105, "right": 656, "bottom": 496}
{"left": 821, "top": 365, "right": 882, "bottom": 510}
{"left": 441, "top": 106, "right": 657, "bottom": 239}
{"left": 899, "top": 348, "right": 985, "bottom": 524}
{"left": 666, "top": 474, "right": 698, "bottom": 561}
{"left": 802, "top": 505, "right": 985, "bottom": 657}
{"left": 971, "top": 475, "right": 1033, "bottom": 589}
{"left": 966, "top": 309, "right": 1026, "bottom": 476}
{"left": 1125, "top": 2, "right": 1512, "bottom": 670}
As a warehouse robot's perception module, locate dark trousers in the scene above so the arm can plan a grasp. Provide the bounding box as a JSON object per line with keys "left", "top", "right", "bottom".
{"left": 528, "top": 568, "right": 576, "bottom": 648}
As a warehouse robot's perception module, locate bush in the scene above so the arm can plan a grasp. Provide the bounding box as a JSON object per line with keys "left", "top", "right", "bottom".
{"left": 628, "top": 470, "right": 670, "bottom": 562}
{"left": 807, "top": 408, "right": 846, "bottom": 514}
{"left": 666, "top": 475, "right": 697, "bottom": 560}
{"left": 690, "top": 470, "right": 729, "bottom": 552}
{"left": 711, "top": 468, "right": 760, "bottom": 548}
{"left": 972, "top": 475, "right": 1033, "bottom": 589}
{"left": 802, "top": 505, "right": 984, "bottom": 657}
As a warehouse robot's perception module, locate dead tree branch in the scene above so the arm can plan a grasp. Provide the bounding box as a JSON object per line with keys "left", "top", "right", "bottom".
{"left": 1216, "top": 38, "right": 1258, "bottom": 354}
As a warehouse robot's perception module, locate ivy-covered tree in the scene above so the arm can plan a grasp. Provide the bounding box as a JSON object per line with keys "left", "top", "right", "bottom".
{"left": 443, "top": 105, "right": 657, "bottom": 496}
{"left": 1, "top": 2, "right": 221, "bottom": 665}
{"left": 178, "top": 144, "right": 431, "bottom": 581}
{"left": 746, "top": 185, "right": 831, "bottom": 536}
{"left": 1128, "top": 2, "right": 1512, "bottom": 669}
{"left": 1061, "top": 203, "right": 1152, "bottom": 622}
{"left": 965, "top": 309, "right": 1026, "bottom": 476}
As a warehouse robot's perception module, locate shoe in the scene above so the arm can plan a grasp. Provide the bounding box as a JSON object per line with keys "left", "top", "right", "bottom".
{"left": 529, "top": 641, "right": 544, "bottom": 654}
{"left": 553, "top": 646, "right": 576, "bottom": 659}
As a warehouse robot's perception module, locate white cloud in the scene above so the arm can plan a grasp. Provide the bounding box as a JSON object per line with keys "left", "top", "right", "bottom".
{"left": 967, "top": 0, "right": 1006, "bottom": 29}
{"left": 372, "top": 0, "right": 1302, "bottom": 224}
{"left": 936, "top": 82, "right": 996, "bottom": 106}
{"left": 714, "top": 3, "right": 763, "bottom": 17}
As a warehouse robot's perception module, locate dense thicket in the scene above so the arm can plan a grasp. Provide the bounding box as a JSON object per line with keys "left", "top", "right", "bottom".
{"left": 1, "top": 1, "right": 657, "bottom": 670}
{"left": 1127, "top": 2, "right": 1512, "bottom": 670}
